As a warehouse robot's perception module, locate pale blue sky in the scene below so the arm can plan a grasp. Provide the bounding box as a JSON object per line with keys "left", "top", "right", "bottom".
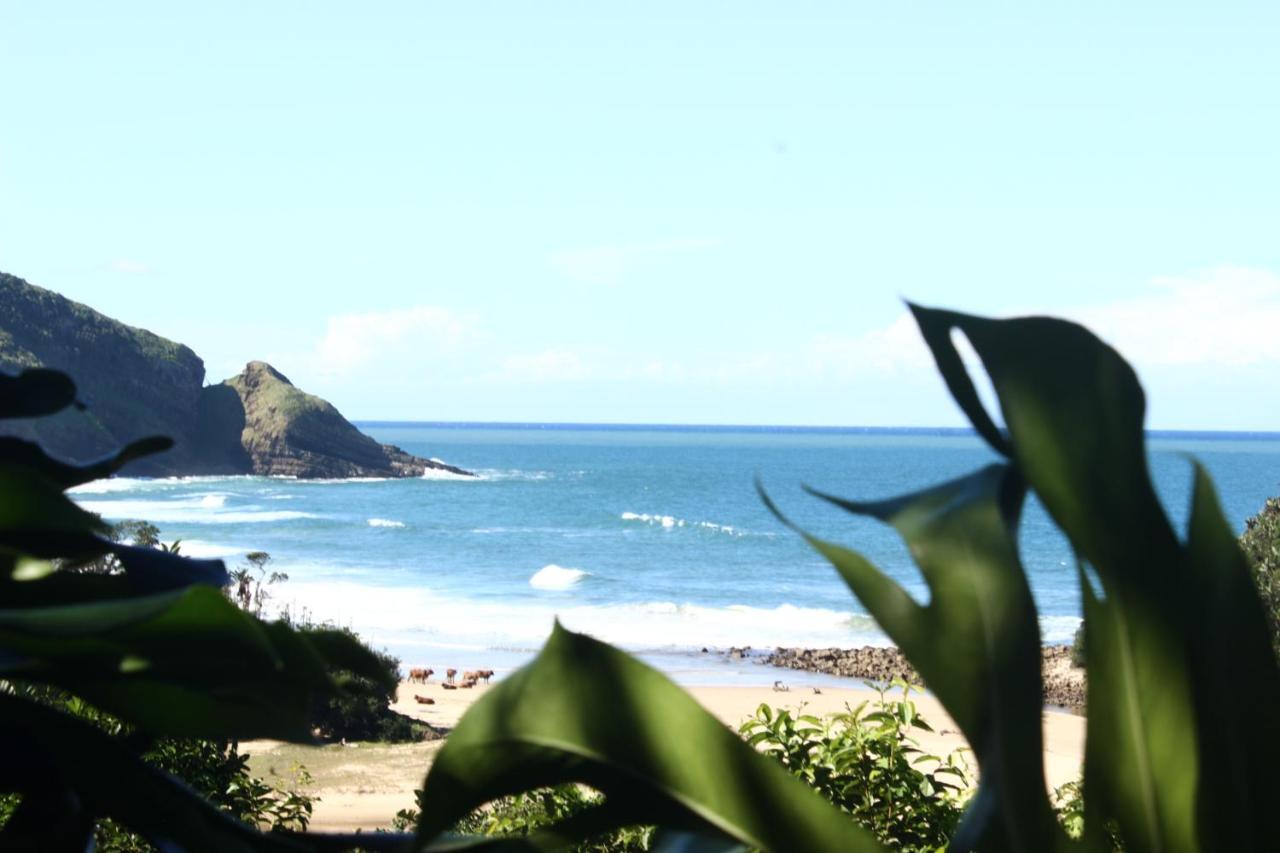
{"left": 3, "top": 3, "right": 1279, "bottom": 428}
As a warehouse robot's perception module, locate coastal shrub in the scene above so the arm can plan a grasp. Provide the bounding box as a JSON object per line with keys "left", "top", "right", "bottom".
{"left": 1238, "top": 496, "right": 1280, "bottom": 661}
{"left": 229, "top": 555, "right": 425, "bottom": 744}
{"left": 0, "top": 367, "right": 395, "bottom": 849}
{"left": 302, "top": 625, "right": 430, "bottom": 743}
{"left": 394, "top": 785, "right": 652, "bottom": 851}
{"left": 1070, "top": 623, "right": 1086, "bottom": 668}
{"left": 412, "top": 306, "right": 1280, "bottom": 852}
{"left": 739, "top": 682, "right": 969, "bottom": 850}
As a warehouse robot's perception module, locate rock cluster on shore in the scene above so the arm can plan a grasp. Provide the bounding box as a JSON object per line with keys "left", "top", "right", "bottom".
{"left": 764, "top": 644, "right": 1086, "bottom": 712}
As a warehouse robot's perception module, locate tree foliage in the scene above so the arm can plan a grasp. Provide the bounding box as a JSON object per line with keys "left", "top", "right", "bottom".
{"left": 1238, "top": 497, "right": 1280, "bottom": 662}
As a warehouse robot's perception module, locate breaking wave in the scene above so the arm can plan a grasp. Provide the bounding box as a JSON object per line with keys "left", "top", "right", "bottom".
{"left": 529, "top": 564, "right": 588, "bottom": 590}
{"left": 368, "top": 518, "right": 406, "bottom": 528}
{"left": 621, "top": 511, "right": 740, "bottom": 535}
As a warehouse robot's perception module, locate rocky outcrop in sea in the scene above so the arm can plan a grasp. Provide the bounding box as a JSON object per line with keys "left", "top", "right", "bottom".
{"left": 218, "top": 361, "right": 474, "bottom": 479}
{"left": 764, "top": 644, "right": 1086, "bottom": 712}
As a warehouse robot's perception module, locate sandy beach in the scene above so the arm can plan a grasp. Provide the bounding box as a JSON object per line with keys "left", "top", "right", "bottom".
{"left": 245, "top": 677, "right": 1086, "bottom": 833}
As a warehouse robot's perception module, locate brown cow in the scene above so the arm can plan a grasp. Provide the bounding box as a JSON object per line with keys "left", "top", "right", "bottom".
{"left": 414, "top": 694, "right": 435, "bottom": 705}
{"left": 441, "top": 682, "right": 457, "bottom": 690}
{"left": 478, "top": 669, "right": 494, "bottom": 684}
{"left": 445, "top": 668, "right": 457, "bottom": 683}
{"left": 408, "top": 667, "right": 433, "bottom": 684}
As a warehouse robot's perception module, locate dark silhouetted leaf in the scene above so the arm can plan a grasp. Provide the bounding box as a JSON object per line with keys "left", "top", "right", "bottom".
{"left": 0, "top": 368, "right": 79, "bottom": 419}
{"left": 0, "top": 435, "right": 174, "bottom": 487}
{"left": 0, "top": 692, "right": 302, "bottom": 852}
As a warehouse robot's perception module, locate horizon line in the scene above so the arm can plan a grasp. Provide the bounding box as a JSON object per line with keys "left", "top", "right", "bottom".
{"left": 352, "top": 420, "right": 1280, "bottom": 437}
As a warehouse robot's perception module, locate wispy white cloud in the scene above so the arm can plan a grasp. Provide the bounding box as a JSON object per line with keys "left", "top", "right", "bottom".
{"left": 1063, "top": 267, "right": 1280, "bottom": 368}
{"left": 107, "top": 258, "right": 152, "bottom": 274}
{"left": 549, "top": 238, "right": 719, "bottom": 286}
{"left": 315, "top": 306, "right": 473, "bottom": 376}
{"left": 801, "top": 267, "right": 1280, "bottom": 379}
{"left": 499, "top": 349, "right": 592, "bottom": 382}
{"left": 806, "top": 312, "right": 934, "bottom": 375}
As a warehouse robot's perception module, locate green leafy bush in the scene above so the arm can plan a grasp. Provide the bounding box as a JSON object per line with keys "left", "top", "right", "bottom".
{"left": 739, "top": 682, "right": 969, "bottom": 850}
{"left": 395, "top": 785, "right": 652, "bottom": 851}
{"left": 301, "top": 625, "right": 430, "bottom": 743}
{"left": 1238, "top": 497, "right": 1280, "bottom": 662}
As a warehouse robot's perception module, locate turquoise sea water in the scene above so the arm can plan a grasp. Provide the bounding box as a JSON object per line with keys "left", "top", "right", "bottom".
{"left": 71, "top": 424, "right": 1280, "bottom": 684}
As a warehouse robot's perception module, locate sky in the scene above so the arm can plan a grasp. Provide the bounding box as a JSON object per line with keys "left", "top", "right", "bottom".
{"left": 3, "top": 2, "right": 1279, "bottom": 429}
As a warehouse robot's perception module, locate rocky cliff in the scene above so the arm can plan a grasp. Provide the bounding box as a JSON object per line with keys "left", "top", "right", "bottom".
{"left": 0, "top": 272, "right": 472, "bottom": 479}
{"left": 0, "top": 272, "right": 206, "bottom": 475}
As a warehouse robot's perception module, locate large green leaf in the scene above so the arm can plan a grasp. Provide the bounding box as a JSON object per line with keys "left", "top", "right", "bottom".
{"left": 763, "top": 464, "right": 1063, "bottom": 851}
{"left": 415, "top": 623, "right": 882, "bottom": 853}
{"left": 1182, "top": 464, "right": 1280, "bottom": 849}
{"left": 0, "top": 586, "right": 388, "bottom": 740}
{"left": 909, "top": 305, "right": 1200, "bottom": 851}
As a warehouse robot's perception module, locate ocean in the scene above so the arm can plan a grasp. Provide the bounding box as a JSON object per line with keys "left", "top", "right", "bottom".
{"left": 70, "top": 424, "right": 1280, "bottom": 685}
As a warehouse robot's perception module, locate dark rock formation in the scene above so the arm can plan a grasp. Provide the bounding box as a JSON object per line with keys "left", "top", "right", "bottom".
{"left": 220, "top": 361, "right": 473, "bottom": 479}
{"left": 0, "top": 271, "right": 473, "bottom": 479}
{"left": 764, "top": 644, "right": 1086, "bottom": 712}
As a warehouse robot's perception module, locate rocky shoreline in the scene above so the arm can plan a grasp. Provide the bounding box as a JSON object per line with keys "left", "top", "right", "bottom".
{"left": 759, "top": 644, "right": 1086, "bottom": 712}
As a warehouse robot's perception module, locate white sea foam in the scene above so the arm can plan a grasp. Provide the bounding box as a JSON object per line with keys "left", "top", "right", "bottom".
{"left": 199, "top": 494, "right": 228, "bottom": 508}
{"left": 292, "top": 477, "right": 392, "bottom": 484}
{"left": 274, "top": 578, "right": 1090, "bottom": 659}
{"left": 476, "top": 469, "right": 553, "bottom": 482}
{"left": 1040, "top": 615, "right": 1083, "bottom": 644}
{"left": 75, "top": 497, "right": 318, "bottom": 524}
{"left": 529, "top": 564, "right": 588, "bottom": 590}
{"left": 621, "top": 511, "right": 739, "bottom": 535}
{"left": 179, "top": 540, "right": 247, "bottom": 558}
{"left": 368, "top": 518, "right": 406, "bottom": 528}
{"left": 270, "top": 579, "right": 887, "bottom": 652}
{"left": 68, "top": 477, "right": 152, "bottom": 494}
{"left": 420, "top": 467, "right": 478, "bottom": 481}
